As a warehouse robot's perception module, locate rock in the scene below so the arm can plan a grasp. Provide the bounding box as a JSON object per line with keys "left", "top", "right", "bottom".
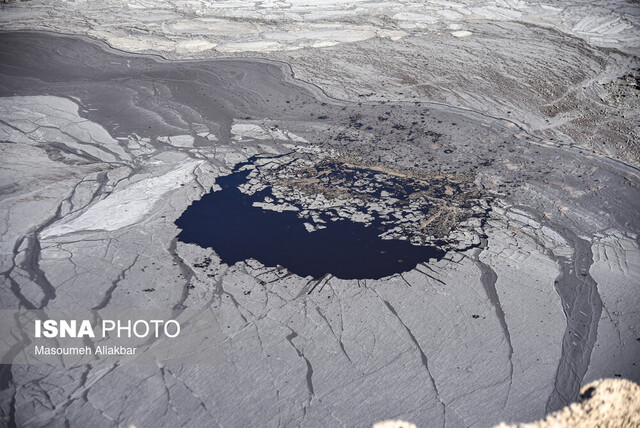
{"left": 494, "top": 378, "right": 640, "bottom": 428}
{"left": 373, "top": 420, "right": 417, "bottom": 428}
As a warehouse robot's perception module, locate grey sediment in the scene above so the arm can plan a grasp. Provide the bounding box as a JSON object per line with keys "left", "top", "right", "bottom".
{"left": 0, "top": 29, "right": 639, "bottom": 428}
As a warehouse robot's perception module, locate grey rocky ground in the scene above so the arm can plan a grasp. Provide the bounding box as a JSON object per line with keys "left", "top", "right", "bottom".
{"left": 0, "top": 1, "right": 639, "bottom": 427}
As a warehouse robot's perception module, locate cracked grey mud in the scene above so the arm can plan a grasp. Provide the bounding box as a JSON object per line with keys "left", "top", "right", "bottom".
{"left": 1, "top": 31, "right": 640, "bottom": 428}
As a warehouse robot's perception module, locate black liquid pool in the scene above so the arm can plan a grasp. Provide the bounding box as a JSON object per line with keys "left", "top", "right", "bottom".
{"left": 175, "top": 157, "right": 446, "bottom": 280}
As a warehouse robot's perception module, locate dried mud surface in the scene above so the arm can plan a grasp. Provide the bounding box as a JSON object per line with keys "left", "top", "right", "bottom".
{"left": 0, "top": 19, "right": 639, "bottom": 428}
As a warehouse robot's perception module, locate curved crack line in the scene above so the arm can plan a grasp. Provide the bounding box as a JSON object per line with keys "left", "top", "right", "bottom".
{"left": 285, "top": 330, "right": 314, "bottom": 406}
{"left": 92, "top": 254, "right": 140, "bottom": 310}
{"left": 372, "top": 289, "right": 447, "bottom": 426}
{"left": 472, "top": 240, "right": 514, "bottom": 408}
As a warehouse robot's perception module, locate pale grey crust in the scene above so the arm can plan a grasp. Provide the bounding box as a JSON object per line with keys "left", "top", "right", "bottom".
{"left": 0, "top": 31, "right": 638, "bottom": 427}
{"left": 2, "top": 0, "right": 637, "bottom": 167}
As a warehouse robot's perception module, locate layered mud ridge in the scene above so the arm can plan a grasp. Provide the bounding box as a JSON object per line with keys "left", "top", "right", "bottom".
{"left": 0, "top": 32, "right": 639, "bottom": 427}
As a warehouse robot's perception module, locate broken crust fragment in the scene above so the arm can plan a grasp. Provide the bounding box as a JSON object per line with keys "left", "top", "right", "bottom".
{"left": 494, "top": 378, "right": 640, "bottom": 428}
